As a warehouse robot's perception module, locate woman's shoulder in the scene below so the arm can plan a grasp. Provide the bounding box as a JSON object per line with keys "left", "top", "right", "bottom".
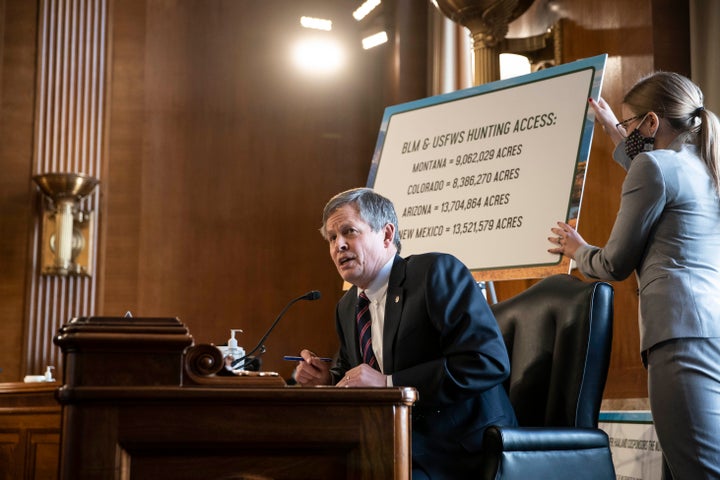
{"left": 645, "top": 138, "right": 699, "bottom": 162}
{"left": 651, "top": 144, "right": 704, "bottom": 178}
{"left": 633, "top": 143, "right": 699, "bottom": 172}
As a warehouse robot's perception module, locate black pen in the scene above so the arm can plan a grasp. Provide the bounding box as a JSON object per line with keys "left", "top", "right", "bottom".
{"left": 283, "top": 355, "right": 332, "bottom": 362}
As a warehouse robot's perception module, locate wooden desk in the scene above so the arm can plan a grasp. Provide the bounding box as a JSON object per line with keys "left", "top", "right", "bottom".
{"left": 0, "top": 382, "right": 61, "bottom": 480}
{"left": 54, "top": 317, "right": 417, "bottom": 479}
{"left": 57, "top": 386, "right": 414, "bottom": 479}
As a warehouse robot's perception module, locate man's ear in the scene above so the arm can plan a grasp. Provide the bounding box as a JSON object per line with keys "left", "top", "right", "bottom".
{"left": 383, "top": 223, "right": 396, "bottom": 247}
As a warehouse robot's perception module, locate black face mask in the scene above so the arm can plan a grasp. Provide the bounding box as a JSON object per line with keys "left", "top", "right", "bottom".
{"left": 623, "top": 115, "right": 655, "bottom": 159}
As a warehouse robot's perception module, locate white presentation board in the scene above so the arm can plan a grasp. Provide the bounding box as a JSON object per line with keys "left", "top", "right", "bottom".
{"left": 368, "top": 54, "right": 606, "bottom": 281}
{"left": 599, "top": 411, "right": 663, "bottom": 479}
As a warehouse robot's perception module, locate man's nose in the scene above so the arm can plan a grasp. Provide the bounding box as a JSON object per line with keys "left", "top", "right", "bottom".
{"left": 335, "top": 236, "right": 348, "bottom": 251}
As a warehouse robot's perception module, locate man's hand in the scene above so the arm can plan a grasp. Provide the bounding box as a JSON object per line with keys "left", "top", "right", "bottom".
{"left": 294, "top": 349, "right": 332, "bottom": 386}
{"left": 336, "top": 363, "right": 387, "bottom": 388}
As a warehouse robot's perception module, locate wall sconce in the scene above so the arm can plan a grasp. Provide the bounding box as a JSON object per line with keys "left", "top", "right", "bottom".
{"left": 33, "top": 172, "right": 99, "bottom": 276}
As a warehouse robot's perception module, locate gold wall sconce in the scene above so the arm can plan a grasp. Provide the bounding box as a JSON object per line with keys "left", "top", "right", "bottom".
{"left": 33, "top": 172, "right": 99, "bottom": 276}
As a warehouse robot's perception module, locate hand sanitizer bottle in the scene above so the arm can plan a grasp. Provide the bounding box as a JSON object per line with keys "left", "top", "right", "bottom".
{"left": 226, "top": 329, "right": 245, "bottom": 370}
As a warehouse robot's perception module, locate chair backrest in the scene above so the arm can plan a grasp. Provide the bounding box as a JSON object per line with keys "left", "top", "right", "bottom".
{"left": 490, "top": 274, "right": 613, "bottom": 428}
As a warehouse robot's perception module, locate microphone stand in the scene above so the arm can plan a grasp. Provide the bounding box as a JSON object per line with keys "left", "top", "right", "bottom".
{"left": 230, "top": 291, "right": 320, "bottom": 369}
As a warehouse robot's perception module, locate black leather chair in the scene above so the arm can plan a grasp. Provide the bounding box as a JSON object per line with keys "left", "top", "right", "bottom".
{"left": 480, "top": 274, "right": 616, "bottom": 480}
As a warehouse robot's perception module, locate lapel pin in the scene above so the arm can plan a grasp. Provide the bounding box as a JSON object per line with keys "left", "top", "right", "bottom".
{"left": 395, "top": 295, "right": 400, "bottom": 303}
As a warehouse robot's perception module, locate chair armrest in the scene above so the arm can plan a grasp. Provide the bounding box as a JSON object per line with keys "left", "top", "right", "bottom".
{"left": 479, "top": 427, "right": 616, "bottom": 480}
{"left": 483, "top": 426, "right": 610, "bottom": 451}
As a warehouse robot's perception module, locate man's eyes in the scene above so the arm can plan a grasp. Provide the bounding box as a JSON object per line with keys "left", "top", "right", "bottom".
{"left": 328, "top": 228, "right": 358, "bottom": 241}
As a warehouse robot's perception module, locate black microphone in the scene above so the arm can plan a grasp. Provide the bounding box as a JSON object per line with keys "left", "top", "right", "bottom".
{"left": 231, "top": 291, "right": 321, "bottom": 368}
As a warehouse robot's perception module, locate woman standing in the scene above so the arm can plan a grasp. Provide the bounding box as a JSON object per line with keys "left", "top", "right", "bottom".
{"left": 549, "top": 72, "right": 720, "bottom": 479}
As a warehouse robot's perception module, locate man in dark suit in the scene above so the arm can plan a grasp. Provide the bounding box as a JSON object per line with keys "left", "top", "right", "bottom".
{"left": 294, "top": 188, "right": 517, "bottom": 478}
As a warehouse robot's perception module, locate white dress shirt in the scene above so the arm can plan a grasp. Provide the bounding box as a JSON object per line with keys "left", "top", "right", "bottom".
{"left": 358, "top": 257, "right": 394, "bottom": 376}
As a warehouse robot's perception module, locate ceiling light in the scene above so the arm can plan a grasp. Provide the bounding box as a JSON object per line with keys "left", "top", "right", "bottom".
{"left": 353, "top": 0, "right": 381, "bottom": 21}
{"left": 362, "top": 31, "right": 388, "bottom": 50}
{"left": 292, "top": 38, "right": 344, "bottom": 74}
{"left": 300, "top": 16, "right": 332, "bottom": 31}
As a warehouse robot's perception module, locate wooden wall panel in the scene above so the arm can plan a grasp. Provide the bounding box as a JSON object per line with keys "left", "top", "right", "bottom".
{"left": 0, "top": 0, "right": 39, "bottom": 382}
{"left": 100, "top": 0, "right": 409, "bottom": 379}
{"left": 0, "top": 382, "right": 61, "bottom": 480}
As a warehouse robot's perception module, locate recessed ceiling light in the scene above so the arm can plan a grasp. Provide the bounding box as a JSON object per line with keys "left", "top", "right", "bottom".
{"left": 353, "top": 0, "right": 381, "bottom": 21}
{"left": 362, "top": 31, "right": 388, "bottom": 50}
{"left": 300, "top": 16, "right": 332, "bottom": 31}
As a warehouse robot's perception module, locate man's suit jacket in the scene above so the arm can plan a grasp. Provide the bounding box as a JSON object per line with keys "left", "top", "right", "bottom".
{"left": 330, "top": 253, "right": 517, "bottom": 476}
{"left": 575, "top": 137, "right": 720, "bottom": 353}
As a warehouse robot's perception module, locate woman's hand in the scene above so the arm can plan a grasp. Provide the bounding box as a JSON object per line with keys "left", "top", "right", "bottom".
{"left": 548, "top": 221, "right": 587, "bottom": 260}
{"left": 589, "top": 97, "right": 624, "bottom": 146}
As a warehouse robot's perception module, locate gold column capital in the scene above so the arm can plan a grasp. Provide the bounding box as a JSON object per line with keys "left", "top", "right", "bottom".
{"left": 433, "top": 0, "right": 535, "bottom": 84}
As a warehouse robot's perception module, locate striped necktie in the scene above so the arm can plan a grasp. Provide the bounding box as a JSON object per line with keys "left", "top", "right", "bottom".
{"left": 356, "top": 291, "right": 379, "bottom": 371}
